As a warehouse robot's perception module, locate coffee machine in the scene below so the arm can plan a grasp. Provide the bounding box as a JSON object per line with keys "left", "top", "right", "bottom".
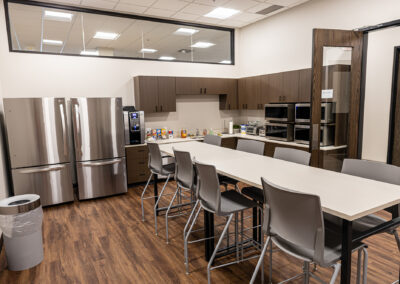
{"left": 123, "top": 106, "right": 145, "bottom": 145}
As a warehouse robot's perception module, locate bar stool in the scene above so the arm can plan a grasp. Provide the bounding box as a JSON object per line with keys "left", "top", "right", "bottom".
{"left": 140, "top": 143, "right": 175, "bottom": 235}
{"left": 164, "top": 149, "right": 197, "bottom": 244}
{"left": 203, "top": 134, "right": 222, "bottom": 146}
{"left": 250, "top": 177, "right": 368, "bottom": 284}
{"left": 184, "top": 161, "right": 258, "bottom": 283}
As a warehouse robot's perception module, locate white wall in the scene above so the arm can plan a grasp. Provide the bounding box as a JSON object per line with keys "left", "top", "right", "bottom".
{"left": 362, "top": 27, "right": 400, "bottom": 162}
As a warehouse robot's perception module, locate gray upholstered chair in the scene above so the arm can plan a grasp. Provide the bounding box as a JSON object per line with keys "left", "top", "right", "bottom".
{"left": 184, "top": 161, "right": 258, "bottom": 283}
{"left": 203, "top": 134, "right": 222, "bottom": 146}
{"left": 250, "top": 177, "right": 368, "bottom": 284}
{"left": 164, "top": 149, "right": 196, "bottom": 244}
{"left": 140, "top": 143, "right": 175, "bottom": 235}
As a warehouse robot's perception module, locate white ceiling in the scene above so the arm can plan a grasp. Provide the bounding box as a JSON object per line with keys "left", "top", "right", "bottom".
{"left": 31, "top": 0, "right": 310, "bottom": 28}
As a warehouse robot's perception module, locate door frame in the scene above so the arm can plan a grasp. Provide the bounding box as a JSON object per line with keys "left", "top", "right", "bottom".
{"left": 387, "top": 46, "right": 400, "bottom": 164}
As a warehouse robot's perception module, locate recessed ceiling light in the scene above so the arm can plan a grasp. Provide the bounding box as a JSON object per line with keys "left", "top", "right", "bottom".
{"left": 42, "top": 39, "right": 63, "bottom": 46}
{"left": 159, "top": 56, "right": 176, "bottom": 61}
{"left": 204, "top": 7, "right": 240, "bottom": 19}
{"left": 44, "top": 10, "right": 73, "bottom": 22}
{"left": 80, "top": 50, "right": 99, "bottom": 56}
{"left": 191, "top": 42, "right": 215, "bottom": 48}
{"left": 219, "top": 60, "right": 231, "bottom": 64}
{"left": 174, "top": 28, "right": 199, "bottom": 36}
{"left": 140, "top": 48, "right": 157, "bottom": 53}
{"left": 93, "top": 32, "right": 120, "bottom": 40}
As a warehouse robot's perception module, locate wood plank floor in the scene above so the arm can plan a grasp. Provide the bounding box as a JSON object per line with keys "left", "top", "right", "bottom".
{"left": 0, "top": 181, "right": 399, "bottom": 283}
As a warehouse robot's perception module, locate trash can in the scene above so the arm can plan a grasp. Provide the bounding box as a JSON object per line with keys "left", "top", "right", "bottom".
{"left": 0, "top": 194, "right": 43, "bottom": 271}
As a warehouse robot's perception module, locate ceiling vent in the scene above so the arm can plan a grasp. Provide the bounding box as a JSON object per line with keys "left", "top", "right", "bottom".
{"left": 178, "top": 48, "right": 192, "bottom": 54}
{"left": 256, "top": 5, "right": 284, "bottom": 15}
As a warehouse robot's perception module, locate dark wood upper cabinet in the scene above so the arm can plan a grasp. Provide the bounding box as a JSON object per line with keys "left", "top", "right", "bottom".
{"left": 298, "top": 68, "right": 312, "bottom": 102}
{"left": 134, "top": 76, "right": 176, "bottom": 113}
{"left": 238, "top": 76, "right": 262, "bottom": 110}
{"left": 268, "top": 72, "right": 284, "bottom": 103}
{"left": 219, "top": 79, "right": 238, "bottom": 110}
{"left": 282, "top": 70, "right": 299, "bottom": 102}
{"left": 176, "top": 77, "right": 203, "bottom": 95}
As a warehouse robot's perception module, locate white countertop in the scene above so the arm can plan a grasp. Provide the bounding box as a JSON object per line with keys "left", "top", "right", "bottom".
{"left": 125, "top": 134, "right": 346, "bottom": 152}
{"left": 159, "top": 141, "right": 400, "bottom": 221}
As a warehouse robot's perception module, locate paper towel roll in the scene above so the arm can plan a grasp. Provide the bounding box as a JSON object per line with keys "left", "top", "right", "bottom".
{"left": 229, "top": 121, "right": 233, "bottom": 134}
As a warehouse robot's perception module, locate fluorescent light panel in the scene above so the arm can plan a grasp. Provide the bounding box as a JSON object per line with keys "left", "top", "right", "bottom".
{"left": 204, "top": 7, "right": 240, "bottom": 19}
{"left": 219, "top": 60, "right": 231, "bottom": 64}
{"left": 42, "top": 39, "right": 63, "bottom": 46}
{"left": 44, "top": 10, "right": 73, "bottom": 22}
{"left": 140, "top": 48, "right": 157, "bottom": 53}
{"left": 191, "top": 41, "right": 215, "bottom": 48}
{"left": 159, "top": 56, "right": 176, "bottom": 61}
{"left": 174, "top": 28, "right": 199, "bottom": 36}
{"left": 80, "top": 50, "right": 99, "bottom": 56}
{"left": 94, "top": 32, "right": 120, "bottom": 40}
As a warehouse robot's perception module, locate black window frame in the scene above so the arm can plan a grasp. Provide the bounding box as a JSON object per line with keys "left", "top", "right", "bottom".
{"left": 3, "top": 0, "right": 235, "bottom": 65}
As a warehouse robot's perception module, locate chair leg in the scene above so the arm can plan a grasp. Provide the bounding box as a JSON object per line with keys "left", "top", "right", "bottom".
{"left": 154, "top": 174, "right": 170, "bottom": 235}
{"left": 362, "top": 247, "right": 368, "bottom": 284}
{"left": 165, "top": 185, "right": 180, "bottom": 244}
{"left": 329, "top": 263, "right": 341, "bottom": 284}
{"left": 207, "top": 213, "right": 234, "bottom": 284}
{"left": 183, "top": 200, "right": 199, "bottom": 242}
{"left": 303, "top": 262, "right": 310, "bottom": 284}
{"left": 184, "top": 205, "right": 202, "bottom": 274}
{"left": 269, "top": 241, "right": 273, "bottom": 284}
{"left": 357, "top": 249, "right": 362, "bottom": 284}
{"left": 394, "top": 230, "right": 400, "bottom": 252}
{"left": 250, "top": 236, "right": 271, "bottom": 284}
{"left": 141, "top": 173, "right": 153, "bottom": 221}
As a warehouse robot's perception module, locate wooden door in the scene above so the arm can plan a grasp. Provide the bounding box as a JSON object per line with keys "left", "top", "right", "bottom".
{"left": 298, "top": 68, "right": 312, "bottom": 102}
{"left": 134, "top": 76, "right": 158, "bottom": 113}
{"left": 176, "top": 77, "right": 202, "bottom": 95}
{"left": 282, "top": 70, "right": 299, "bottom": 102}
{"left": 157, "top": 77, "right": 176, "bottom": 112}
{"left": 268, "top": 72, "right": 284, "bottom": 103}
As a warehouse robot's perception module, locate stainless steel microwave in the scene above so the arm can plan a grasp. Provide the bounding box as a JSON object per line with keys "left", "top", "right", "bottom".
{"left": 265, "top": 104, "right": 295, "bottom": 122}
{"left": 294, "top": 124, "right": 334, "bottom": 146}
{"left": 265, "top": 123, "right": 294, "bottom": 142}
{"left": 295, "top": 103, "right": 334, "bottom": 124}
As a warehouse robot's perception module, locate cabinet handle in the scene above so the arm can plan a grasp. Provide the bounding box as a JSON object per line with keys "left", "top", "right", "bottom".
{"left": 200, "top": 88, "right": 202, "bottom": 94}
{"left": 246, "top": 104, "right": 248, "bottom": 109}
{"left": 228, "top": 104, "right": 230, "bottom": 110}
{"left": 204, "top": 88, "right": 207, "bottom": 94}
{"left": 155, "top": 105, "right": 158, "bottom": 112}
{"left": 160, "top": 105, "right": 163, "bottom": 112}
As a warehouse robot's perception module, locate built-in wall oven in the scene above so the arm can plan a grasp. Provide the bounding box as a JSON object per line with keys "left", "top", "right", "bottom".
{"left": 265, "top": 123, "right": 294, "bottom": 142}
{"left": 295, "top": 103, "right": 334, "bottom": 124}
{"left": 294, "top": 124, "right": 334, "bottom": 146}
{"left": 265, "top": 104, "right": 295, "bottom": 122}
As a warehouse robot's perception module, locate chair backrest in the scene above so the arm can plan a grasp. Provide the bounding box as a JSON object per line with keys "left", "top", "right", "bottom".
{"left": 195, "top": 161, "right": 221, "bottom": 214}
{"left": 261, "top": 177, "right": 325, "bottom": 264}
{"left": 342, "top": 159, "right": 400, "bottom": 185}
{"left": 173, "top": 149, "right": 195, "bottom": 190}
{"left": 147, "top": 143, "right": 163, "bottom": 173}
{"left": 236, "top": 139, "right": 265, "bottom": 155}
{"left": 274, "top": 147, "right": 311, "bottom": 165}
{"left": 203, "top": 135, "right": 222, "bottom": 146}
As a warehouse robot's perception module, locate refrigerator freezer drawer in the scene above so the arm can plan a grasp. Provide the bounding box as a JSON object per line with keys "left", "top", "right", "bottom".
{"left": 76, "top": 157, "right": 127, "bottom": 200}
{"left": 12, "top": 163, "right": 74, "bottom": 206}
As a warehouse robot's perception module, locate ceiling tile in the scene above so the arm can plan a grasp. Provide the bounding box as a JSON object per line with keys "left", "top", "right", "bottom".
{"left": 114, "top": 3, "right": 148, "bottom": 14}
{"left": 246, "top": 2, "right": 273, "bottom": 13}
{"left": 266, "top": 0, "right": 300, "bottom": 7}
{"left": 222, "top": 0, "right": 259, "bottom": 11}
{"left": 144, "top": 7, "right": 176, "bottom": 17}
{"left": 118, "top": 0, "right": 157, "bottom": 6}
{"left": 218, "top": 19, "right": 246, "bottom": 27}
{"left": 172, "top": 11, "right": 200, "bottom": 21}
{"left": 196, "top": 16, "right": 222, "bottom": 25}
{"left": 193, "top": 0, "right": 230, "bottom": 6}
{"left": 231, "top": 12, "right": 264, "bottom": 23}
{"left": 180, "top": 3, "right": 215, "bottom": 15}
{"left": 47, "top": 0, "right": 81, "bottom": 5}
{"left": 152, "top": 0, "right": 189, "bottom": 10}
{"left": 81, "top": 0, "right": 116, "bottom": 10}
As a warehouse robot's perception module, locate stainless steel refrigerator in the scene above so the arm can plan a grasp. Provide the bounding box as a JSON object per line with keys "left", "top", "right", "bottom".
{"left": 3, "top": 98, "right": 74, "bottom": 206}
{"left": 71, "top": 97, "right": 127, "bottom": 200}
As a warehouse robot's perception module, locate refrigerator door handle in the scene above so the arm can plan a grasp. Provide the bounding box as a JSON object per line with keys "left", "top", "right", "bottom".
{"left": 59, "top": 103, "right": 68, "bottom": 157}
{"left": 81, "top": 158, "right": 123, "bottom": 167}
{"left": 74, "top": 103, "right": 81, "bottom": 150}
{"left": 19, "top": 165, "right": 66, "bottom": 174}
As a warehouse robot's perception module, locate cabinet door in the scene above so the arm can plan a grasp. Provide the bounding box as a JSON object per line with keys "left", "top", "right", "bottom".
{"left": 248, "top": 76, "right": 262, "bottom": 109}
{"left": 176, "top": 77, "right": 203, "bottom": 95}
{"left": 226, "top": 79, "right": 238, "bottom": 109}
{"left": 126, "top": 146, "right": 150, "bottom": 184}
{"left": 260, "top": 74, "right": 270, "bottom": 105}
{"left": 238, "top": 78, "right": 248, "bottom": 110}
{"left": 203, "top": 78, "right": 225, "bottom": 95}
{"left": 158, "top": 77, "right": 176, "bottom": 112}
{"left": 282, "top": 70, "right": 299, "bottom": 102}
{"left": 268, "top": 73, "right": 284, "bottom": 103}
{"left": 298, "top": 69, "right": 312, "bottom": 102}
{"left": 134, "top": 76, "right": 158, "bottom": 113}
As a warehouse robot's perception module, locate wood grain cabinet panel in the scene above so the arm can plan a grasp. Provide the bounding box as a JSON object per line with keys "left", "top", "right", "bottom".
{"left": 176, "top": 77, "right": 203, "bottom": 95}
{"left": 298, "top": 69, "right": 312, "bottom": 102}
{"left": 221, "top": 137, "right": 237, "bottom": 149}
{"left": 126, "top": 146, "right": 150, "bottom": 184}
{"left": 282, "top": 70, "right": 299, "bottom": 102}
{"left": 157, "top": 77, "right": 176, "bottom": 112}
{"left": 219, "top": 79, "right": 238, "bottom": 110}
{"left": 268, "top": 73, "right": 284, "bottom": 103}
{"left": 238, "top": 76, "right": 262, "bottom": 110}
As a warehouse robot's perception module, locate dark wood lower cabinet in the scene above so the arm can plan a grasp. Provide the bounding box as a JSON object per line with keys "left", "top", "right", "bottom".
{"left": 264, "top": 141, "right": 306, "bottom": 157}
{"left": 126, "top": 145, "right": 150, "bottom": 184}
{"left": 221, "top": 137, "right": 237, "bottom": 149}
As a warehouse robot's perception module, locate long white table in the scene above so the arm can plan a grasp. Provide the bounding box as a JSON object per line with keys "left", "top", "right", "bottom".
{"left": 159, "top": 141, "right": 400, "bottom": 284}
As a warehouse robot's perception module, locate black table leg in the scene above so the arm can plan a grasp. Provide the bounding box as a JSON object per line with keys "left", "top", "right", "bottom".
{"left": 154, "top": 174, "right": 159, "bottom": 216}
{"left": 252, "top": 207, "right": 258, "bottom": 242}
{"left": 341, "top": 220, "right": 353, "bottom": 284}
{"left": 204, "top": 210, "right": 215, "bottom": 261}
